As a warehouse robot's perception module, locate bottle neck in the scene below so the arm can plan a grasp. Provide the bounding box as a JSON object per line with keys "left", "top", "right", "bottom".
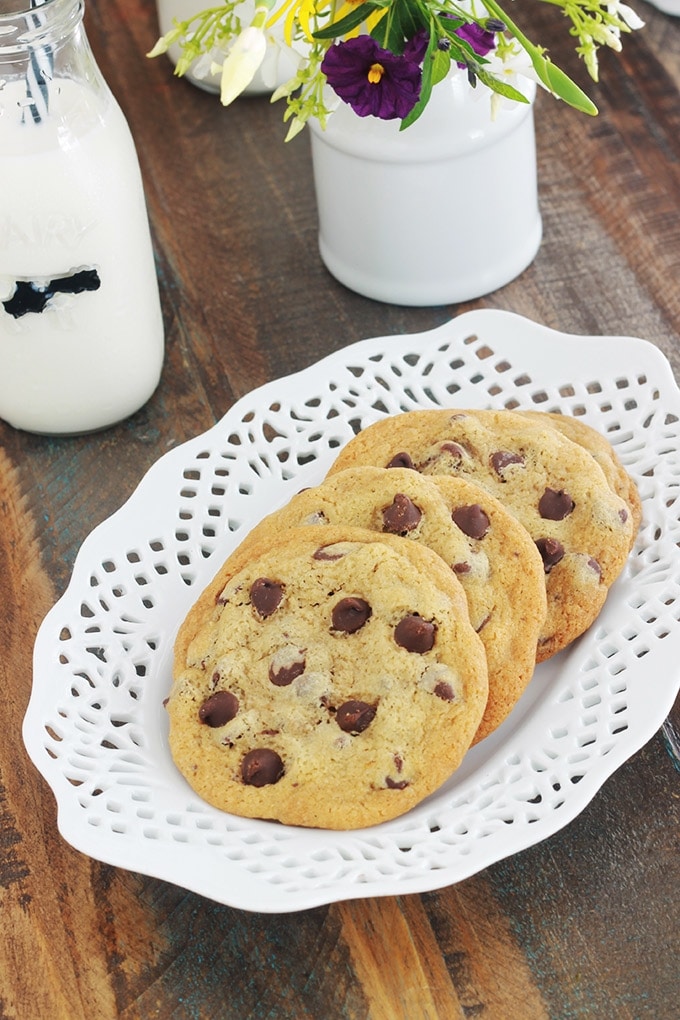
{"left": 0, "top": 0, "right": 109, "bottom": 130}
{"left": 0, "top": 0, "right": 84, "bottom": 57}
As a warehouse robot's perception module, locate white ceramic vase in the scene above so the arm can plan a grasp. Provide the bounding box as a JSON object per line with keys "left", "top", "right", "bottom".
{"left": 155, "top": 0, "right": 298, "bottom": 94}
{"left": 644, "top": 0, "right": 680, "bottom": 13}
{"left": 308, "top": 72, "right": 542, "bottom": 306}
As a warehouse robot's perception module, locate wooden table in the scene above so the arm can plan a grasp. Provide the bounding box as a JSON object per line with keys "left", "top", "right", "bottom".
{"left": 2, "top": 0, "right": 679, "bottom": 1015}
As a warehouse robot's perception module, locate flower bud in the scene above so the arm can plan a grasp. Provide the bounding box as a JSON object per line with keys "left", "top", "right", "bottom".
{"left": 219, "top": 26, "right": 267, "bottom": 106}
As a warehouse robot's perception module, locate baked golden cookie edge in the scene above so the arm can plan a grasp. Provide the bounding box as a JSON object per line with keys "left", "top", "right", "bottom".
{"left": 169, "top": 525, "right": 489, "bottom": 829}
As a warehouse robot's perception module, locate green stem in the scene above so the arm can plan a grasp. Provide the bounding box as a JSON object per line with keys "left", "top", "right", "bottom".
{"left": 482, "top": 0, "right": 598, "bottom": 114}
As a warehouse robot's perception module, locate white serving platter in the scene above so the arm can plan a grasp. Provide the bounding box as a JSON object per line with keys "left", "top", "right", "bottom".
{"left": 23, "top": 309, "right": 680, "bottom": 912}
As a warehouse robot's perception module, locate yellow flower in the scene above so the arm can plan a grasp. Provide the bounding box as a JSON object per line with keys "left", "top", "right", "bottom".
{"left": 267, "top": 0, "right": 317, "bottom": 44}
{"left": 331, "top": 1, "right": 385, "bottom": 38}
{"left": 267, "top": 0, "right": 383, "bottom": 45}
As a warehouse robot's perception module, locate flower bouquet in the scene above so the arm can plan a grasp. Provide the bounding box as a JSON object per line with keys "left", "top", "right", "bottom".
{"left": 150, "top": 0, "right": 645, "bottom": 306}
{"left": 150, "top": 0, "right": 644, "bottom": 139}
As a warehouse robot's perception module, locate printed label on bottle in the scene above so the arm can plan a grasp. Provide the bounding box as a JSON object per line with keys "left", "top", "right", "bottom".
{"left": 0, "top": 214, "right": 98, "bottom": 251}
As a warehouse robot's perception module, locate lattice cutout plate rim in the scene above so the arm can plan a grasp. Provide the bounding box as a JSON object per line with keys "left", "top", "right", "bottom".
{"left": 23, "top": 309, "right": 680, "bottom": 912}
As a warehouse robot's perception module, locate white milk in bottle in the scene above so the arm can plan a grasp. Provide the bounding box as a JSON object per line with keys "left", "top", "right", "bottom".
{"left": 0, "top": 0, "right": 164, "bottom": 433}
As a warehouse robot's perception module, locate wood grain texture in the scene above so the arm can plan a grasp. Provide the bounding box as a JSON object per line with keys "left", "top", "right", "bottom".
{"left": 1, "top": 0, "right": 679, "bottom": 1016}
{"left": 337, "top": 897, "right": 467, "bottom": 1019}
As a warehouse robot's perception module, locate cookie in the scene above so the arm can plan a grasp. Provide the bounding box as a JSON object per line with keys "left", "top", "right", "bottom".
{"left": 169, "top": 526, "right": 488, "bottom": 829}
{"left": 236, "top": 466, "right": 546, "bottom": 742}
{"left": 328, "top": 409, "right": 637, "bottom": 661}
{"left": 518, "top": 411, "right": 642, "bottom": 542}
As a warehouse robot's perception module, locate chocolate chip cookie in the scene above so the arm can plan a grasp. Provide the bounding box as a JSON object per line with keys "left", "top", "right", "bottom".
{"left": 235, "top": 466, "right": 546, "bottom": 742}
{"left": 169, "top": 526, "right": 488, "bottom": 829}
{"left": 328, "top": 409, "right": 638, "bottom": 661}
{"left": 518, "top": 411, "right": 642, "bottom": 542}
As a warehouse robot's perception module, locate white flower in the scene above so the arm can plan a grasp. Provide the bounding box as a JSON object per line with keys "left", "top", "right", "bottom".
{"left": 256, "top": 34, "right": 284, "bottom": 90}
{"left": 608, "top": 1, "right": 645, "bottom": 30}
{"left": 483, "top": 46, "right": 543, "bottom": 119}
{"left": 219, "top": 25, "right": 267, "bottom": 106}
{"left": 600, "top": 26, "right": 623, "bottom": 52}
{"left": 487, "top": 46, "right": 542, "bottom": 88}
{"left": 147, "top": 36, "right": 170, "bottom": 58}
{"left": 192, "top": 49, "right": 221, "bottom": 82}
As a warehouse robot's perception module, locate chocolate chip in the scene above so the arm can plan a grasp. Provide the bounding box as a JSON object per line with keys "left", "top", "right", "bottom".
{"left": 331, "top": 597, "right": 372, "bottom": 633}
{"left": 198, "top": 691, "right": 239, "bottom": 727}
{"left": 535, "top": 537, "right": 565, "bottom": 572}
{"left": 452, "top": 562, "right": 471, "bottom": 574}
{"left": 394, "top": 614, "right": 436, "bottom": 653}
{"left": 491, "top": 450, "right": 525, "bottom": 476}
{"left": 250, "top": 577, "right": 284, "bottom": 617}
{"left": 386, "top": 452, "right": 416, "bottom": 469}
{"left": 385, "top": 777, "right": 409, "bottom": 790}
{"left": 619, "top": 507, "right": 629, "bottom": 524}
{"left": 313, "top": 544, "right": 343, "bottom": 561}
{"left": 336, "top": 700, "right": 376, "bottom": 733}
{"left": 382, "top": 493, "right": 422, "bottom": 534}
{"left": 538, "top": 487, "right": 575, "bottom": 521}
{"left": 451, "top": 504, "right": 490, "bottom": 539}
{"left": 434, "top": 681, "right": 455, "bottom": 702}
{"left": 441, "top": 442, "right": 465, "bottom": 459}
{"left": 588, "top": 557, "right": 602, "bottom": 576}
{"left": 241, "top": 748, "right": 284, "bottom": 787}
{"left": 269, "top": 652, "right": 306, "bottom": 687}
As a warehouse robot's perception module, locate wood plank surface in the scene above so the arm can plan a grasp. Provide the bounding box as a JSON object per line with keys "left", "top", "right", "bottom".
{"left": 1, "top": 0, "right": 679, "bottom": 1016}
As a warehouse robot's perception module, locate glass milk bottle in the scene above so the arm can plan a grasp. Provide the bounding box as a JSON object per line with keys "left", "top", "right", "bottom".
{"left": 0, "top": 0, "right": 164, "bottom": 434}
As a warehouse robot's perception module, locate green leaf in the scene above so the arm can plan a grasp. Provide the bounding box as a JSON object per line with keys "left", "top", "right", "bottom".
{"left": 391, "top": 0, "right": 422, "bottom": 45}
{"left": 435, "top": 12, "right": 464, "bottom": 32}
{"left": 371, "top": 0, "right": 425, "bottom": 54}
{"left": 312, "top": 1, "right": 384, "bottom": 40}
{"left": 400, "top": 33, "right": 437, "bottom": 131}
{"left": 442, "top": 39, "right": 474, "bottom": 68}
{"left": 430, "top": 48, "right": 451, "bottom": 88}
{"left": 533, "top": 58, "right": 598, "bottom": 115}
{"left": 475, "top": 66, "right": 530, "bottom": 104}
{"left": 478, "top": 0, "right": 598, "bottom": 116}
{"left": 371, "top": 11, "right": 403, "bottom": 52}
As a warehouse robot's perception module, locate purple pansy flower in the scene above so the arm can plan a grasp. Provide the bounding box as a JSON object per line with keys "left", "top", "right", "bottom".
{"left": 403, "top": 29, "right": 429, "bottom": 64}
{"left": 454, "top": 23, "right": 497, "bottom": 67}
{"left": 321, "top": 36, "right": 422, "bottom": 120}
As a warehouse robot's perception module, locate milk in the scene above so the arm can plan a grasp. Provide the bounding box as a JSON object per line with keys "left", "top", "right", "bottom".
{"left": 0, "top": 78, "right": 164, "bottom": 434}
